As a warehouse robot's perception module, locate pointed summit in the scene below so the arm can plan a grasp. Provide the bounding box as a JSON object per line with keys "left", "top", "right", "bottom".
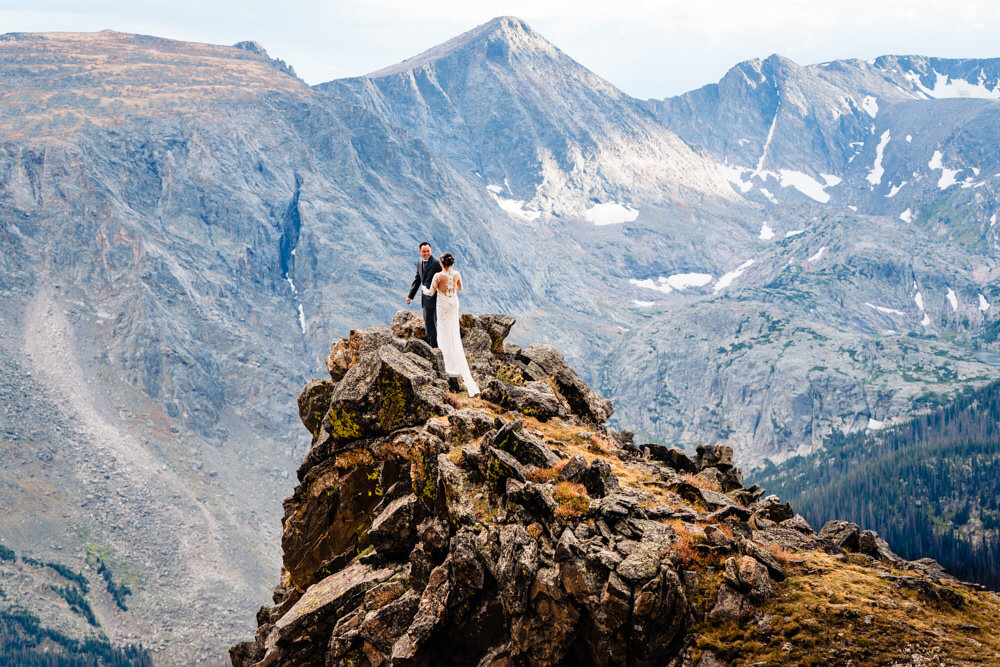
{"left": 325, "top": 18, "right": 736, "bottom": 216}
{"left": 366, "top": 16, "right": 552, "bottom": 78}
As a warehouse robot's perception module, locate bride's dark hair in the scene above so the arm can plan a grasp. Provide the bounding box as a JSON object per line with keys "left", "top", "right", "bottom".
{"left": 440, "top": 253, "right": 455, "bottom": 268}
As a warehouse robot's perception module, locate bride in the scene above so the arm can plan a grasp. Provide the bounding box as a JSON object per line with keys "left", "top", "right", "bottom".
{"left": 422, "top": 252, "right": 480, "bottom": 396}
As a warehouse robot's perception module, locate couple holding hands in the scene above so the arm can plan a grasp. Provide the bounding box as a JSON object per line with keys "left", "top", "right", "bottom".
{"left": 406, "top": 242, "right": 480, "bottom": 396}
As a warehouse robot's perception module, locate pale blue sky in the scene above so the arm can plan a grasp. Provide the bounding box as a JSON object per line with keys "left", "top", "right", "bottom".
{"left": 2, "top": 1, "right": 999, "bottom": 99}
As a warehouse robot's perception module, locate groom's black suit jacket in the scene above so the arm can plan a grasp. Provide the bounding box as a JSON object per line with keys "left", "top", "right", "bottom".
{"left": 408, "top": 256, "right": 442, "bottom": 301}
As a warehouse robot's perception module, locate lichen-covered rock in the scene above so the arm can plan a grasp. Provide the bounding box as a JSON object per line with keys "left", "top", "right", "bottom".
{"left": 752, "top": 495, "right": 795, "bottom": 524}
{"left": 520, "top": 343, "right": 613, "bottom": 424}
{"left": 325, "top": 345, "right": 446, "bottom": 443}
{"left": 478, "top": 314, "right": 517, "bottom": 353}
{"left": 858, "top": 529, "right": 902, "bottom": 563}
{"left": 391, "top": 309, "right": 427, "bottom": 340}
{"left": 581, "top": 459, "right": 620, "bottom": 498}
{"left": 257, "top": 562, "right": 400, "bottom": 665}
{"left": 489, "top": 419, "right": 560, "bottom": 468}
{"left": 819, "top": 519, "right": 862, "bottom": 552}
{"left": 711, "top": 555, "right": 773, "bottom": 621}
{"left": 780, "top": 514, "right": 814, "bottom": 535}
{"left": 368, "top": 494, "right": 418, "bottom": 558}
{"left": 296, "top": 378, "right": 335, "bottom": 438}
{"left": 448, "top": 408, "right": 496, "bottom": 442}
{"left": 481, "top": 378, "right": 567, "bottom": 421}
{"left": 641, "top": 444, "right": 698, "bottom": 473}
{"left": 281, "top": 450, "right": 409, "bottom": 590}
{"left": 486, "top": 446, "right": 527, "bottom": 492}
{"left": 696, "top": 444, "right": 734, "bottom": 471}
{"left": 558, "top": 454, "right": 587, "bottom": 482}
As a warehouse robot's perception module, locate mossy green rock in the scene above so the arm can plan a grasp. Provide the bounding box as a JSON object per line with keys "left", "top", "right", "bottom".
{"left": 485, "top": 446, "right": 527, "bottom": 493}
{"left": 327, "top": 345, "right": 445, "bottom": 442}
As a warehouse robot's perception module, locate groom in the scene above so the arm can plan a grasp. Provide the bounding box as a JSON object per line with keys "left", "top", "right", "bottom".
{"left": 406, "top": 242, "right": 442, "bottom": 347}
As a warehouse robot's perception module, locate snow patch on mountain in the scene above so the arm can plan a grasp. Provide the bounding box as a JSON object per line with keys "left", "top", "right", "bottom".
{"left": 980, "top": 294, "right": 991, "bottom": 312}
{"left": 905, "top": 70, "right": 1000, "bottom": 99}
{"left": 755, "top": 108, "right": 779, "bottom": 174}
{"left": 759, "top": 222, "right": 775, "bottom": 240}
{"left": 862, "top": 95, "right": 879, "bottom": 117}
{"left": 585, "top": 202, "right": 638, "bottom": 225}
{"left": 718, "top": 164, "right": 839, "bottom": 203}
{"left": 928, "top": 151, "right": 960, "bottom": 189}
{"left": 866, "top": 130, "right": 891, "bottom": 187}
{"left": 629, "top": 278, "right": 670, "bottom": 294}
{"left": 718, "top": 163, "right": 754, "bottom": 193}
{"left": 714, "top": 260, "right": 754, "bottom": 292}
{"left": 900, "top": 208, "right": 913, "bottom": 223}
{"left": 947, "top": 288, "right": 959, "bottom": 311}
{"left": 487, "top": 186, "right": 541, "bottom": 221}
{"left": 778, "top": 169, "right": 831, "bottom": 203}
{"left": 666, "top": 273, "right": 714, "bottom": 290}
{"left": 632, "top": 272, "right": 714, "bottom": 294}
{"left": 807, "top": 247, "right": 827, "bottom": 262}
{"left": 866, "top": 302, "right": 905, "bottom": 316}
{"left": 785, "top": 229, "right": 804, "bottom": 238}
{"left": 886, "top": 181, "right": 907, "bottom": 198}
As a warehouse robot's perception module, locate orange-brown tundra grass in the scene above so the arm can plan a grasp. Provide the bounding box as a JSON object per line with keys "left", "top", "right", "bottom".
{"left": 689, "top": 551, "right": 1000, "bottom": 666}
{"left": 449, "top": 392, "right": 1000, "bottom": 665}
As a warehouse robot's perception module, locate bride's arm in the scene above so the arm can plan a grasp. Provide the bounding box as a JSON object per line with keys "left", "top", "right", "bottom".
{"left": 457, "top": 273, "right": 463, "bottom": 292}
{"left": 423, "top": 273, "right": 440, "bottom": 296}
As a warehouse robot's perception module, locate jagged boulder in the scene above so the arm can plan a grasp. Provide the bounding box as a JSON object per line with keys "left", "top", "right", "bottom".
{"left": 325, "top": 345, "right": 447, "bottom": 443}
{"left": 391, "top": 309, "right": 426, "bottom": 340}
{"left": 520, "top": 344, "right": 613, "bottom": 424}
{"left": 581, "top": 459, "right": 621, "bottom": 498}
{"left": 296, "top": 379, "right": 335, "bottom": 438}
{"left": 641, "top": 444, "right": 698, "bottom": 474}
{"left": 488, "top": 419, "right": 560, "bottom": 468}
{"left": 819, "top": 519, "right": 862, "bottom": 552}
{"left": 486, "top": 446, "right": 527, "bottom": 492}
{"left": 858, "top": 529, "right": 902, "bottom": 563}
{"left": 696, "top": 444, "right": 734, "bottom": 471}
{"left": 477, "top": 313, "right": 517, "bottom": 354}
{"left": 481, "top": 378, "right": 567, "bottom": 421}
{"left": 711, "top": 555, "right": 773, "bottom": 620}
{"left": 281, "top": 442, "right": 411, "bottom": 590}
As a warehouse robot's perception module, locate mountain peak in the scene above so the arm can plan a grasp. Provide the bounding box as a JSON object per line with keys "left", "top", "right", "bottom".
{"left": 364, "top": 15, "right": 551, "bottom": 78}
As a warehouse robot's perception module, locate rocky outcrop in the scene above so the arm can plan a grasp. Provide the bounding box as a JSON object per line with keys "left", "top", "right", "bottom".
{"left": 231, "top": 313, "right": 996, "bottom": 667}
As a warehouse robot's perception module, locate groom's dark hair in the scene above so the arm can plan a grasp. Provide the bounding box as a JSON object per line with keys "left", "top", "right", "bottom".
{"left": 419, "top": 242, "right": 431, "bottom": 249}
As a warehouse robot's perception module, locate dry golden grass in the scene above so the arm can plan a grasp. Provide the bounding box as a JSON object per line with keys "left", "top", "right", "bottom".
{"left": 759, "top": 543, "right": 796, "bottom": 566}
{"left": 526, "top": 467, "right": 559, "bottom": 483}
{"left": 691, "top": 551, "right": 1000, "bottom": 666}
{"left": 553, "top": 481, "right": 590, "bottom": 520}
{"left": 516, "top": 413, "right": 681, "bottom": 507}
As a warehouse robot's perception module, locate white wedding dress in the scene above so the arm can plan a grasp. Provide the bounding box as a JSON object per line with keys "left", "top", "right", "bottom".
{"left": 424, "top": 270, "right": 480, "bottom": 396}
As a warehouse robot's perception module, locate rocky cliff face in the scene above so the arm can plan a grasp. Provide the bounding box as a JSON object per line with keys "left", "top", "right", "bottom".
{"left": 324, "top": 17, "right": 738, "bottom": 218}
{"left": 4, "top": 21, "right": 1000, "bottom": 660}
{"left": 230, "top": 313, "right": 1000, "bottom": 666}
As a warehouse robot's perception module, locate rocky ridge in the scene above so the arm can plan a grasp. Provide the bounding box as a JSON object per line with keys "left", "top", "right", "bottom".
{"left": 230, "top": 313, "right": 1000, "bottom": 666}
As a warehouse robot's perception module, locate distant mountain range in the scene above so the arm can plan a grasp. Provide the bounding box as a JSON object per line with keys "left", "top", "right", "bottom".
{"left": 0, "top": 17, "right": 998, "bottom": 661}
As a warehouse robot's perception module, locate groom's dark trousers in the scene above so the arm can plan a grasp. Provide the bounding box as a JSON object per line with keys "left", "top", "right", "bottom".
{"left": 408, "top": 256, "right": 442, "bottom": 347}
